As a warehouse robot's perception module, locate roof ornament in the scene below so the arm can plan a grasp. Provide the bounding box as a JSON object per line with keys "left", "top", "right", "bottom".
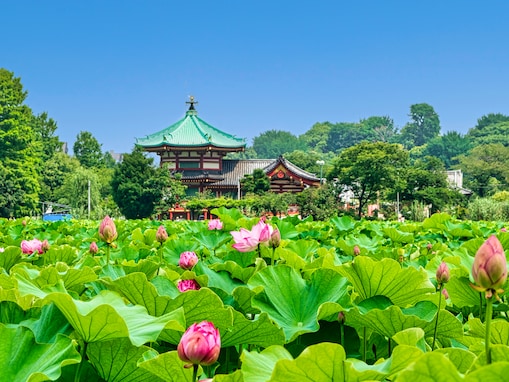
{"left": 186, "top": 95, "right": 198, "bottom": 111}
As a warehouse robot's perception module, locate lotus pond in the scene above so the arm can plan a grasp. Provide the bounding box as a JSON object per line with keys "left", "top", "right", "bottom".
{"left": 1, "top": 208, "right": 509, "bottom": 381}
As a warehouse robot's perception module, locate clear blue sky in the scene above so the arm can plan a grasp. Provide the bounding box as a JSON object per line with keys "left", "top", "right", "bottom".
{"left": 3, "top": 1, "right": 509, "bottom": 154}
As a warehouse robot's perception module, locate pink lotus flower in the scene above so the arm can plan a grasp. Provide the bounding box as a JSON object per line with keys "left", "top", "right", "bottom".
{"left": 156, "top": 225, "right": 168, "bottom": 243}
{"left": 177, "top": 321, "right": 221, "bottom": 366}
{"left": 230, "top": 218, "right": 274, "bottom": 252}
{"left": 21, "top": 239, "right": 43, "bottom": 254}
{"left": 436, "top": 261, "right": 450, "bottom": 285}
{"left": 472, "top": 235, "right": 508, "bottom": 298}
{"left": 353, "top": 245, "right": 360, "bottom": 256}
{"left": 208, "top": 219, "right": 223, "bottom": 230}
{"left": 89, "top": 241, "right": 99, "bottom": 255}
{"left": 178, "top": 279, "right": 200, "bottom": 292}
{"left": 99, "top": 215, "right": 117, "bottom": 244}
{"left": 270, "top": 227, "right": 281, "bottom": 248}
{"left": 179, "top": 251, "right": 199, "bottom": 270}
{"left": 0, "top": 247, "right": 4, "bottom": 253}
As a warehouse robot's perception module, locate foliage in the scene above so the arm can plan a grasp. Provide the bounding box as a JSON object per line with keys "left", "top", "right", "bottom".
{"left": 457, "top": 144, "right": 509, "bottom": 197}
{"left": 1, "top": 213, "right": 509, "bottom": 380}
{"left": 466, "top": 198, "right": 509, "bottom": 221}
{"left": 329, "top": 142, "right": 409, "bottom": 217}
{"left": 422, "top": 131, "right": 472, "bottom": 169}
{"left": 299, "top": 122, "right": 333, "bottom": 152}
{"left": 111, "top": 148, "right": 178, "bottom": 219}
{"left": 240, "top": 169, "right": 271, "bottom": 196}
{"left": 252, "top": 130, "right": 306, "bottom": 158}
{"left": 296, "top": 183, "right": 341, "bottom": 220}
{"left": 398, "top": 103, "right": 441, "bottom": 148}
{"left": 467, "top": 120, "right": 509, "bottom": 147}
{"left": 0, "top": 68, "right": 42, "bottom": 217}
{"left": 73, "top": 131, "right": 104, "bottom": 168}
{"left": 282, "top": 150, "right": 333, "bottom": 175}
{"left": 325, "top": 122, "right": 372, "bottom": 153}
{"left": 360, "top": 115, "right": 397, "bottom": 142}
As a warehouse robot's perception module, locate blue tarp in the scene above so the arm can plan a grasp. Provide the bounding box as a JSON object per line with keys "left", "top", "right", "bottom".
{"left": 43, "top": 213, "right": 72, "bottom": 221}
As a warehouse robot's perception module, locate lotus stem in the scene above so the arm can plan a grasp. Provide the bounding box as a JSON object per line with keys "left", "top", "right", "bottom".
{"left": 271, "top": 247, "right": 275, "bottom": 266}
{"left": 485, "top": 295, "right": 493, "bottom": 364}
{"left": 363, "top": 327, "right": 367, "bottom": 362}
{"left": 340, "top": 323, "right": 344, "bottom": 348}
{"left": 74, "top": 341, "right": 88, "bottom": 382}
{"left": 479, "top": 293, "right": 484, "bottom": 321}
{"left": 105, "top": 244, "right": 111, "bottom": 264}
{"left": 192, "top": 363, "right": 199, "bottom": 382}
{"left": 432, "top": 286, "right": 443, "bottom": 350}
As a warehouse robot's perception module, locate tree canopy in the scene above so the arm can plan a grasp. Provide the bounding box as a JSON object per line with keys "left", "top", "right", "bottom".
{"left": 252, "top": 130, "right": 305, "bottom": 158}
{"left": 399, "top": 103, "right": 440, "bottom": 148}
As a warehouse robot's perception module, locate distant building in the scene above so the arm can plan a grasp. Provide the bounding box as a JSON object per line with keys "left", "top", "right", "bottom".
{"left": 446, "top": 169, "right": 472, "bottom": 195}
{"left": 135, "top": 97, "right": 320, "bottom": 197}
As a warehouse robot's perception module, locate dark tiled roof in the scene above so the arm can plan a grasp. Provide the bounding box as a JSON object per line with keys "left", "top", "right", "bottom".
{"left": 265, "top": 156, "right": 320, "bottom": 182}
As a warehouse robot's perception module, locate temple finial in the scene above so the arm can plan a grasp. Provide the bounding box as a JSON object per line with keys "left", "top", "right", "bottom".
{"left": 186, "top": 95, "right": 198, "bottom": 111}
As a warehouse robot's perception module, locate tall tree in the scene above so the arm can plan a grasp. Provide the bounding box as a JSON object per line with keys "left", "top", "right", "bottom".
{"left": 457, "top": 143, "right": 509, "bottom": 197}
{"left": 0, "top": 68, "right": 41, "bottom": 217}
{"left": 474, "top": 113, "right": 509, "bottom": 130}
{"left": 300, "top": 122, "right": 333, "bottom": 152}
{"left": 111, "top": 147, "right": 180, "bottom": 219}
{"left": 328, "top": 142, "right": 409, "bottom": 217}
{"left": 360, "top": 116, "right": 397, "bottom": 142}
{"left": 252, "top": 130, "right": 305, "bottom": 158}
{"left": 422, "top": 131, "right": 472, "bottom": 168}
{"left": 73, "top": 131, "right": 103, "bottom": 168}
{"left": 467, "top": 121, "right": 509, "bottom": 147}
{"left": 33, "top": 112, "right": 62, "bottom": 162}
{"left": 325, "top": 122, "right": 373, "bottom": 153}
{"left": 398, "top": 103, "right": 440, "bottom": 148}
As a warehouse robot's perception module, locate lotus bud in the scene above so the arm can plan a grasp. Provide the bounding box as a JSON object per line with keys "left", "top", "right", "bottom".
{"left": 436, "top": 261, "right": 450, "bottom": 286}
{"left": 353, "top": 245, "right": 360, "bottom": 256}
{"left": 472, "top": 235, "right": 508, "bottom": 295}
{"left": 98, "top": 216, "right": 117, "bottom": 244}
{"left": 22, "top": 220, "right": 27, "bottom": 227}
{"left": 427, "top": 243, "right": 433, "bottom": 251}
{"left": 178, "top": 279, "right": 201, "bottom": 292}
{"left": 41, "top": 239, "right": 50, "bottom": 253}
{"left": 177, "top": 321, "right": 221, "bottom": 366}
{"left": 442, "top": 288, "right": 449, "bottom": 300}
{"left": 502, "top": 227, "right": 507, "bottom": 233}
{"left": 270, "top": 227, "right": 281, "bottom": 248}
{"left": 208, "top": 219, "right": 223, "bottom": 230}
{"left": 338, "top": 311, "right": 345, "bottom": 324}
{"left": 89, "top": 241, "right": 99, "bottom": 255}
{"left": 156, "top": 225, "right": 168, "bottom": 243}
{"left": 179, "top": 251, "right": 199, "bottom": 270}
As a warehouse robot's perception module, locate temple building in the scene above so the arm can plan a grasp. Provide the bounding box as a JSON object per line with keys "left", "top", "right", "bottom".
{"left": 135, "top": 97, "right": 320, "bottom": 198}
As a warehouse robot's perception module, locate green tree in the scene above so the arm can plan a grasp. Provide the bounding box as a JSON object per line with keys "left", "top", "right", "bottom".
{"left": 398, "top": 103, "right": 440, "bottom": 148}
{"left": 467, "top": 120, "right": 509, "bottom": 147}
{"left": 328, "top": 142, "right": 409, "bottom": 217}
{"left": 111, "top": 148, "right": 180, "bottom": 219}
{"left": 252, "top": 130, "right": 305, "bottom": 158}
{"left": 33, "top": 112, "right": 62, "bottom": 162}
{"left": 284, "top": 150, "right": 334, "bottom": 175}
{"left": 360, "top": 116, "right": 397, "bottom": 142}
{"left": 240, "top": 168, "right": 271, "bottom": 196}
{"left": 40, "top": 152, "right": 81, "bottom": 203}
{"left": 457, "top": 143, "right": 509, "bottom": 197}
{"left": 474, "top": 113, "right": 509, "bottom": 130}
{"left": 0, "top": 68, "right": 41, "bottom": 217}
{"left": 422, "top": 131, "right": 472, "bottom": 168}
{"left": 300, "top": 122, "right": 333, "bottom": 152}
{"left": 296, "top": 183, "right": 341, "bottom": 220}
{"left": 325, "top": 122, "right": 373, "bottom": 153}
{"left": 73, "top": 131, "right": 103, "bottom": 168}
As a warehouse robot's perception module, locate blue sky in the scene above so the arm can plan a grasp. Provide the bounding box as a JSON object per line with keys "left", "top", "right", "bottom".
{"left": 3, "top": 1, "right": 509, "bottom": 154}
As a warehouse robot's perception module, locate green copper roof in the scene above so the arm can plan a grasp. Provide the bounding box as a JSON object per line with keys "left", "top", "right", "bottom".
{"left": 136, "top": 99, "right": 246, "bottom": 149}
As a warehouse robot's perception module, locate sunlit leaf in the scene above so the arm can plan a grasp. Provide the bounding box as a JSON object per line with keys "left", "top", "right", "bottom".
{"left": 241, "top": 345, "right": 293, "bottom": 382}
{"left": 138, "top": 350, "right": 195, "bottom": 382}
{"left": 396, "top": 351, "right": 462, "bottom": 381}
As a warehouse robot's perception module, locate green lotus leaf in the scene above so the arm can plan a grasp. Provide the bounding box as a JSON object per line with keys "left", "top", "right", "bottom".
{"left": 269, "top": 342, "right": 346, "bottom": 381}
{"left": 392, "top": 327, "right": 428, "bottom": 352}
{"left": 210, "top": 261, "right": 256, "bottom": 284}
{"left": 0, "top": 274, "right": 40, "bottom": 311}
{"left": 0, "top": 246, "right": 21, "bottom": 272}
{"left": 275, "top": 247, "right": 307, "bottom": 271}
{"left": 193, "top": 260, "right": 244, "bottom": 294}
{"left": 0, "top": 324, "right": 80, "bottom": 382}
{"left": 240, "top": 345, "right": 293, "bottom": 382}
{"left": 248, "top": 266, "right": 349, "bottom": 342}
{"left": 466, "top": 362, "right": 509, "bottom": 381}
{"left": 122, "top": 259, "right": 160, "bottom": 278}
{"left": 212, "top": 370, "right": 244, "bottom": 382}
{"left": 210, "top": 206, "right": 245, "bottom": 231}
{"left": 221, "top": 309, "right": 285, "bottom": 348}
{"left": 337, "top": 256, "right": 435, "bottom": 307}
{"left": 435, "top": 347, "right": 476, "bottom": 374}
{"left": 467, "top": 317, "right": 509, "bottom": 346}
{"left": 385, "top": 345, "right": 424, "bottom": 378}
{"left": 330, "top": 215, "right": 357, "bottom": 233}
{"left": 346, "top": 301, "right": 463, "bottom": 340}
{"left": 383, "top": 227, "right": 415, "bottom": 243}
{"left": 443, "top": 221, "right": 475, "bottom": 238}
{"left": 87, "top": 338, "right": 163, "bottom": 382}
{"left": 43, "top": 245, "right": 78, "bottom": 265}
{"left": 422, "top": 212, "right": 452, "bottom": 230}
{"left": 445, "top": 276, "right": 480, "bottom": 308}
{"left": 192, "top": 230, "right": 232, "bottom": 253}
{"left": 232, "top": 286, "right": 261, "bottom": 315}
{"left": 19, "top": 302, "right": 72, "bottom": 343}
{"left": 137, "top": 350, "right": 195, "bottom": 382}
{"left": 396, "top": 351, "right": 462, "bottom": 381}
{"left": 284, "top": 239, "right": 321, "bottom": 260}
{"left": 273, "top": 219, "right": 299, "bottom": 240}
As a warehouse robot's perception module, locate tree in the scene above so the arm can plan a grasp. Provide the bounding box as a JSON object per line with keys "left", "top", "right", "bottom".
{"left": 328, "top": 142, "right": 409, "bottom": 217}
{"left": 467, "top": 121, "right": 509, "bottom": 147}
{"left": 398, "top": 103, "right": 440, "bottom": 148}
{"left": 300, "top": 122, "right": 333, "bottom": 152}
{"left": 57, "top": 166, "right": 102, "bottom": 218}
{"left": 73, "top": 131, "right": 104, "bottom": 168}
{"left": 252, "top": 130, "right": 305, "bottom": 158}
{"left": 111, "top": 148, "right": 181, "bottom": 219}
{"left": 296, "top": 183, "right": 342, "bottom": 220}
{"left": 40, "top": 152, "right": 81, "bottom": 203}
{"left": 474, "top": 113, "right": 509, "bottom": 130}
{"left": 360, "top": 116, "right": 397, "bottom": 142}
{"left": 457, "top": 143, "right": 509, "bottom": 197}
{"left": 0, "top": 68, "right": 41, "bottom": 217}
{"left": 325, "top": 122, "right": 373, "bottom": 153}
{"left": 240, "top": 169, "right": 270, "bottom": 196}
{"left": 422, "top": 131, "right": 472, "bottom": 168}
{"left": 284, "top": 150, "right": 334, "bottom": 175}
{"left": 33, "top": 112, "right": 62, "bottom": 162}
